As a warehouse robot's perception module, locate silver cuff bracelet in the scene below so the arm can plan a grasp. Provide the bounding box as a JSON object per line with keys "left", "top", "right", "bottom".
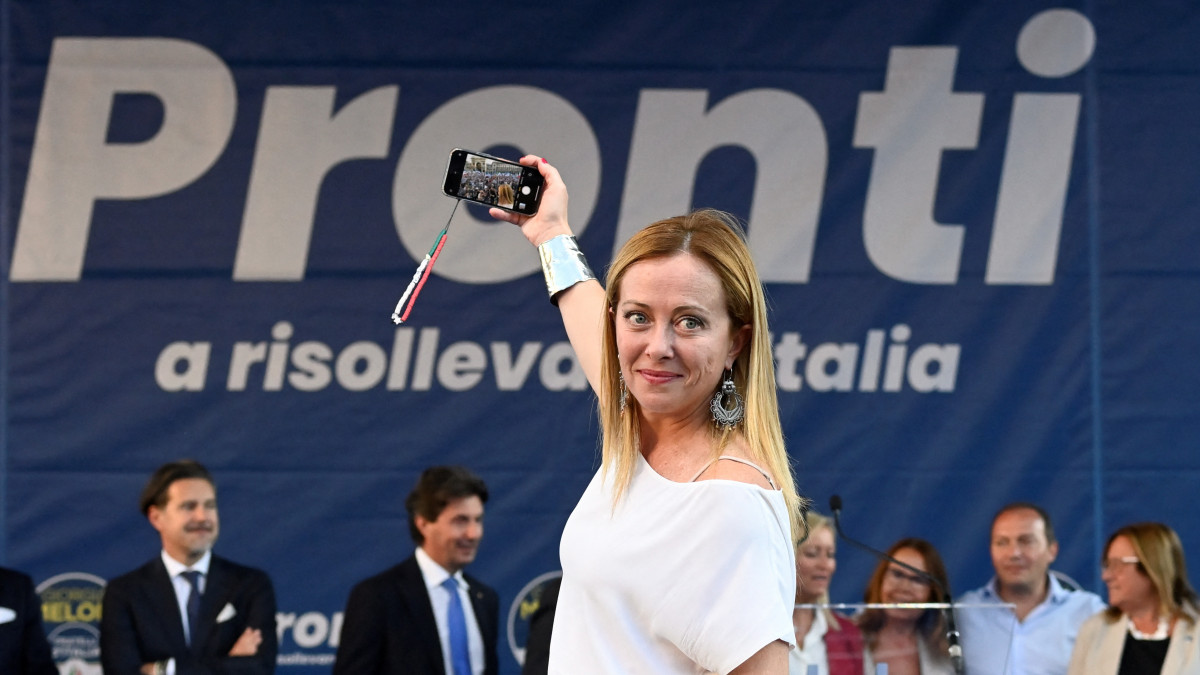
{"left": 538, "top": 234, "right": 596, "bottom": 304}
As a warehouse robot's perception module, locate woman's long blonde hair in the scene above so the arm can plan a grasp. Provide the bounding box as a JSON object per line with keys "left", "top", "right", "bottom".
{"left": 497, "top": 183, "right": 515, "bottom": 207}
{"left": 596, "top": 209, "right": 804, "bottom": 542}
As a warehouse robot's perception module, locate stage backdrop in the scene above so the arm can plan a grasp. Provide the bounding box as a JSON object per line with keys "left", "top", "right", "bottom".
{"left": 3, "top": 1, "right": 1199, "bottom": 673}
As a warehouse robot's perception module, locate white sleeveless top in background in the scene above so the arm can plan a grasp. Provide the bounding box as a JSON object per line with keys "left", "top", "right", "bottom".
{"left": 549, "top": 453, "right": 797, "bottom": 675}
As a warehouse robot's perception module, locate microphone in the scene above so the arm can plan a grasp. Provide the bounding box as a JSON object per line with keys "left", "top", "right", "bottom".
{"left": 829, "top": 495, "right": 964, "bottom": 675}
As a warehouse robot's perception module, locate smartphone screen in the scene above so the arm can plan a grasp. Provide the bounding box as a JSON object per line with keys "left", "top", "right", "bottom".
{"left": 443, "top": 148, "right": 543, "bottom": 215}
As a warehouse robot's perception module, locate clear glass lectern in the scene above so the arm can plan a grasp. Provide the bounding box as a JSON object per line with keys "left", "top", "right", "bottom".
{"left": 793, "top": 601, "right": 1016, "bottom": 675}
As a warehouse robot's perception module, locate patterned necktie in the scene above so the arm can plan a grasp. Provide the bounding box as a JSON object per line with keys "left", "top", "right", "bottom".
{"left": 182, "top": 570, "right": 203, "bottom": 646}
{"left": 441, "top": 577, "right": 471, "bottom": 675}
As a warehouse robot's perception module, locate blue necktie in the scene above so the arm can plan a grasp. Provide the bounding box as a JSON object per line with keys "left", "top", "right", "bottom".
{"left": 441, "top": 577, "right": 471, "bottom": 675}
{"left": 182, "top": 570, "right": 203, "bottom": 646}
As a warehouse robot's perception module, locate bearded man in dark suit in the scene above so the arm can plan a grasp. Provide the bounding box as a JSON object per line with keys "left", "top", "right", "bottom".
{"left": 101, "top": 460, "right": 277, "bottom": 675}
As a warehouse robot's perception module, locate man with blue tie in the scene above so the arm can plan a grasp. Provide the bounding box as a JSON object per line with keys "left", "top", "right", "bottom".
{"left": 334, "top": 466, "right": 499, "bottom": 675}
{"left": 100, "top": 460, "right": 277, "bottom": 674}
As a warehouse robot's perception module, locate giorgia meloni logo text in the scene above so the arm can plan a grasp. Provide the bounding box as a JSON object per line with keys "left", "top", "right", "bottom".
{"left": 37, "top": 572, "right": 106, "bottom": 675}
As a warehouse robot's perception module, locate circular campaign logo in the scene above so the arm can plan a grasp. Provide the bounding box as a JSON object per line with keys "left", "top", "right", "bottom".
{"left": 506, "top": 570, "right": 562, "bottom": 667}
{"left": 36, "top": 572, "right": 106, "bottom": 675}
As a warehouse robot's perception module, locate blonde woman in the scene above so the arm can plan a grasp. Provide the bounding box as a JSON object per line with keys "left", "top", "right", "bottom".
{"left": 1068, "top": 522, "right": 1200, "bottom": 674}
{"left": 791, "top": 511, "right": 871, "bottom": 675}
{"left": 497, "top": 182, "right": 515, "bottom": 209}
{"left": 491, "top": 156, "right": 804, "bottom": 675}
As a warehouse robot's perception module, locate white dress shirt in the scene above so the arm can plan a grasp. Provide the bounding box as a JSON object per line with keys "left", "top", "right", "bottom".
{"left": 159, "top": 549, "right": 213, "bottom": 675}
{"left": 789, "top": 608, "right": 830, "bottom": 675}
{"left": 415, "top": 546, "right": 485, "bottom": 675}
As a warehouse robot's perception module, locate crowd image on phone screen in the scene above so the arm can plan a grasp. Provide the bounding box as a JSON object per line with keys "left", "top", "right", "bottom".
{"left": 458, "top": 155, "right": 521, "bottom": 208}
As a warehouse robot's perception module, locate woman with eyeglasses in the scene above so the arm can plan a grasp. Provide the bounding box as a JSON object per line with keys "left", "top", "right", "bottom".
{"left": 791, "top": 511, "right": 872, "bottom": 675}
{"left": 1068, "top": 522, "right": 1200, "bottom": 674}
{"left": 857, "top": 538, "right": 955, "bottom": 675}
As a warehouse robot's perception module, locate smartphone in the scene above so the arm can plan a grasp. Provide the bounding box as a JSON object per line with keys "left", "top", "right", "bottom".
{"left": 443, "top": 148, "right": 543, "bottom": 215}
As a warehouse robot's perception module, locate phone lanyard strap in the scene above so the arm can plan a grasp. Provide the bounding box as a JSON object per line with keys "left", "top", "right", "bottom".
{"left": 391, "top": 199, "right": 459, "bottom": 325}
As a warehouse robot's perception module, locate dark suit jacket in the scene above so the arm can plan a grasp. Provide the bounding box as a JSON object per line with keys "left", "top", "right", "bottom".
{"left": 333, "top": 556, "right": 499, "bottom": 675}
{"left": 0, "top": 567, "right": 57, "bottom": 675}
{"left": 100, "top": 554, "right": 277, "bottom": 675}
{"left": 520, "top": 576, "right": 560, "bottom": 675}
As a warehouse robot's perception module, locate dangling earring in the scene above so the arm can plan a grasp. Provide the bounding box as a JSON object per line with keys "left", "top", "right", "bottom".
{"left": 618, "top": 371, "right": 628, "bottom": 412}
{"left": 710, "top": 369, "right": 744, "bottom": 428}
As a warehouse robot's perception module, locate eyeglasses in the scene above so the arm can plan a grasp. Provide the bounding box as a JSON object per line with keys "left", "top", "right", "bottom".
{"left": 1100, "top": 556, "right": 1141, "bottom": 571}
{"left": 886, "top": 568, "right": 932, "bottom": 587}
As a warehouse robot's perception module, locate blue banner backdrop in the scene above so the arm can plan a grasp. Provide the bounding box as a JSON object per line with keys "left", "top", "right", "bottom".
{"left": 3, "top": 1, "right": 1200, "bottom": 672}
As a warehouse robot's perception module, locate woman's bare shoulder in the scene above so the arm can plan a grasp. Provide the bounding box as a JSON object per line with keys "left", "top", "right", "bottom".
{"left": 693, "top": 440, "right": 775, "bottom": 490}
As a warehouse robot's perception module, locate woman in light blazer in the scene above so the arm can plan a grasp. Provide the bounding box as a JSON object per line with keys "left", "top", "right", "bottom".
{"left": 1068, "top": 522, "right": 1200, "bottom": 675}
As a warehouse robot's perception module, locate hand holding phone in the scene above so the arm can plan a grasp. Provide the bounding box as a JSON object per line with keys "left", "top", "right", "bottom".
{"left": 443, "top": 148, "right": 543, "bottom": 215}
{"left": 485, "top": 155, "right": 573, "bottom": 252}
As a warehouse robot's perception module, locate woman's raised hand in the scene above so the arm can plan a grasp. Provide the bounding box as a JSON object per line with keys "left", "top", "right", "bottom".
{"left": 488, "top": 155, "right": 571, "bottom": 247}
{"left": 491, "top": 154, "right": 604, "bottom": 392}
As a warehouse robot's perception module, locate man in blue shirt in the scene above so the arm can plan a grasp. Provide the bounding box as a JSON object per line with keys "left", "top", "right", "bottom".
{"left": 957, "top": 503, "right": 1106, "bottom": 675}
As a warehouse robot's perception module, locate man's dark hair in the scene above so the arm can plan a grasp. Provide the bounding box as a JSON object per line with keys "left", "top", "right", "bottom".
{"left": 992, "top": 502, "right": 1056, "bottom": 545}
{"left": 138, "top": 460, "right": 215, "bottom": 516}
{"left": 405, "top": 466, "right": 489, "bottom": 544}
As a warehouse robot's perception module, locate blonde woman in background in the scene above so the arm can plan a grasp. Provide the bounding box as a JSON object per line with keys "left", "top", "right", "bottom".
{"left": 1068, "top": 522, "right": 1200, "bottom": 674}
{"left": 791, "top": 510, "right": 872, "bottom": 675}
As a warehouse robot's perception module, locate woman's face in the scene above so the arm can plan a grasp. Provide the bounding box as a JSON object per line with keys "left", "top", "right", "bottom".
{"left": 796, "top": 525, "right": 837, "bottom": 602}
{"left": 878, "top": 547, "right": 935, "bottom": 624}
{"left": 1101, "top": 535, "right": 1158, "bottom": 614}
{"left": 614, "top": 253, "right": 748, "bottom": 423}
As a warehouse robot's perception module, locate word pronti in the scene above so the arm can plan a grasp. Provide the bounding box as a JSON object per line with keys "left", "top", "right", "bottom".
{"left": 276, "top": 610, "right": 343, "bottom": 650}
{"left": 13, "top": 10, "right": 1093, "bottom": 286}
{"left": 155, "top": 322, "right": 959, "bottom": 393}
